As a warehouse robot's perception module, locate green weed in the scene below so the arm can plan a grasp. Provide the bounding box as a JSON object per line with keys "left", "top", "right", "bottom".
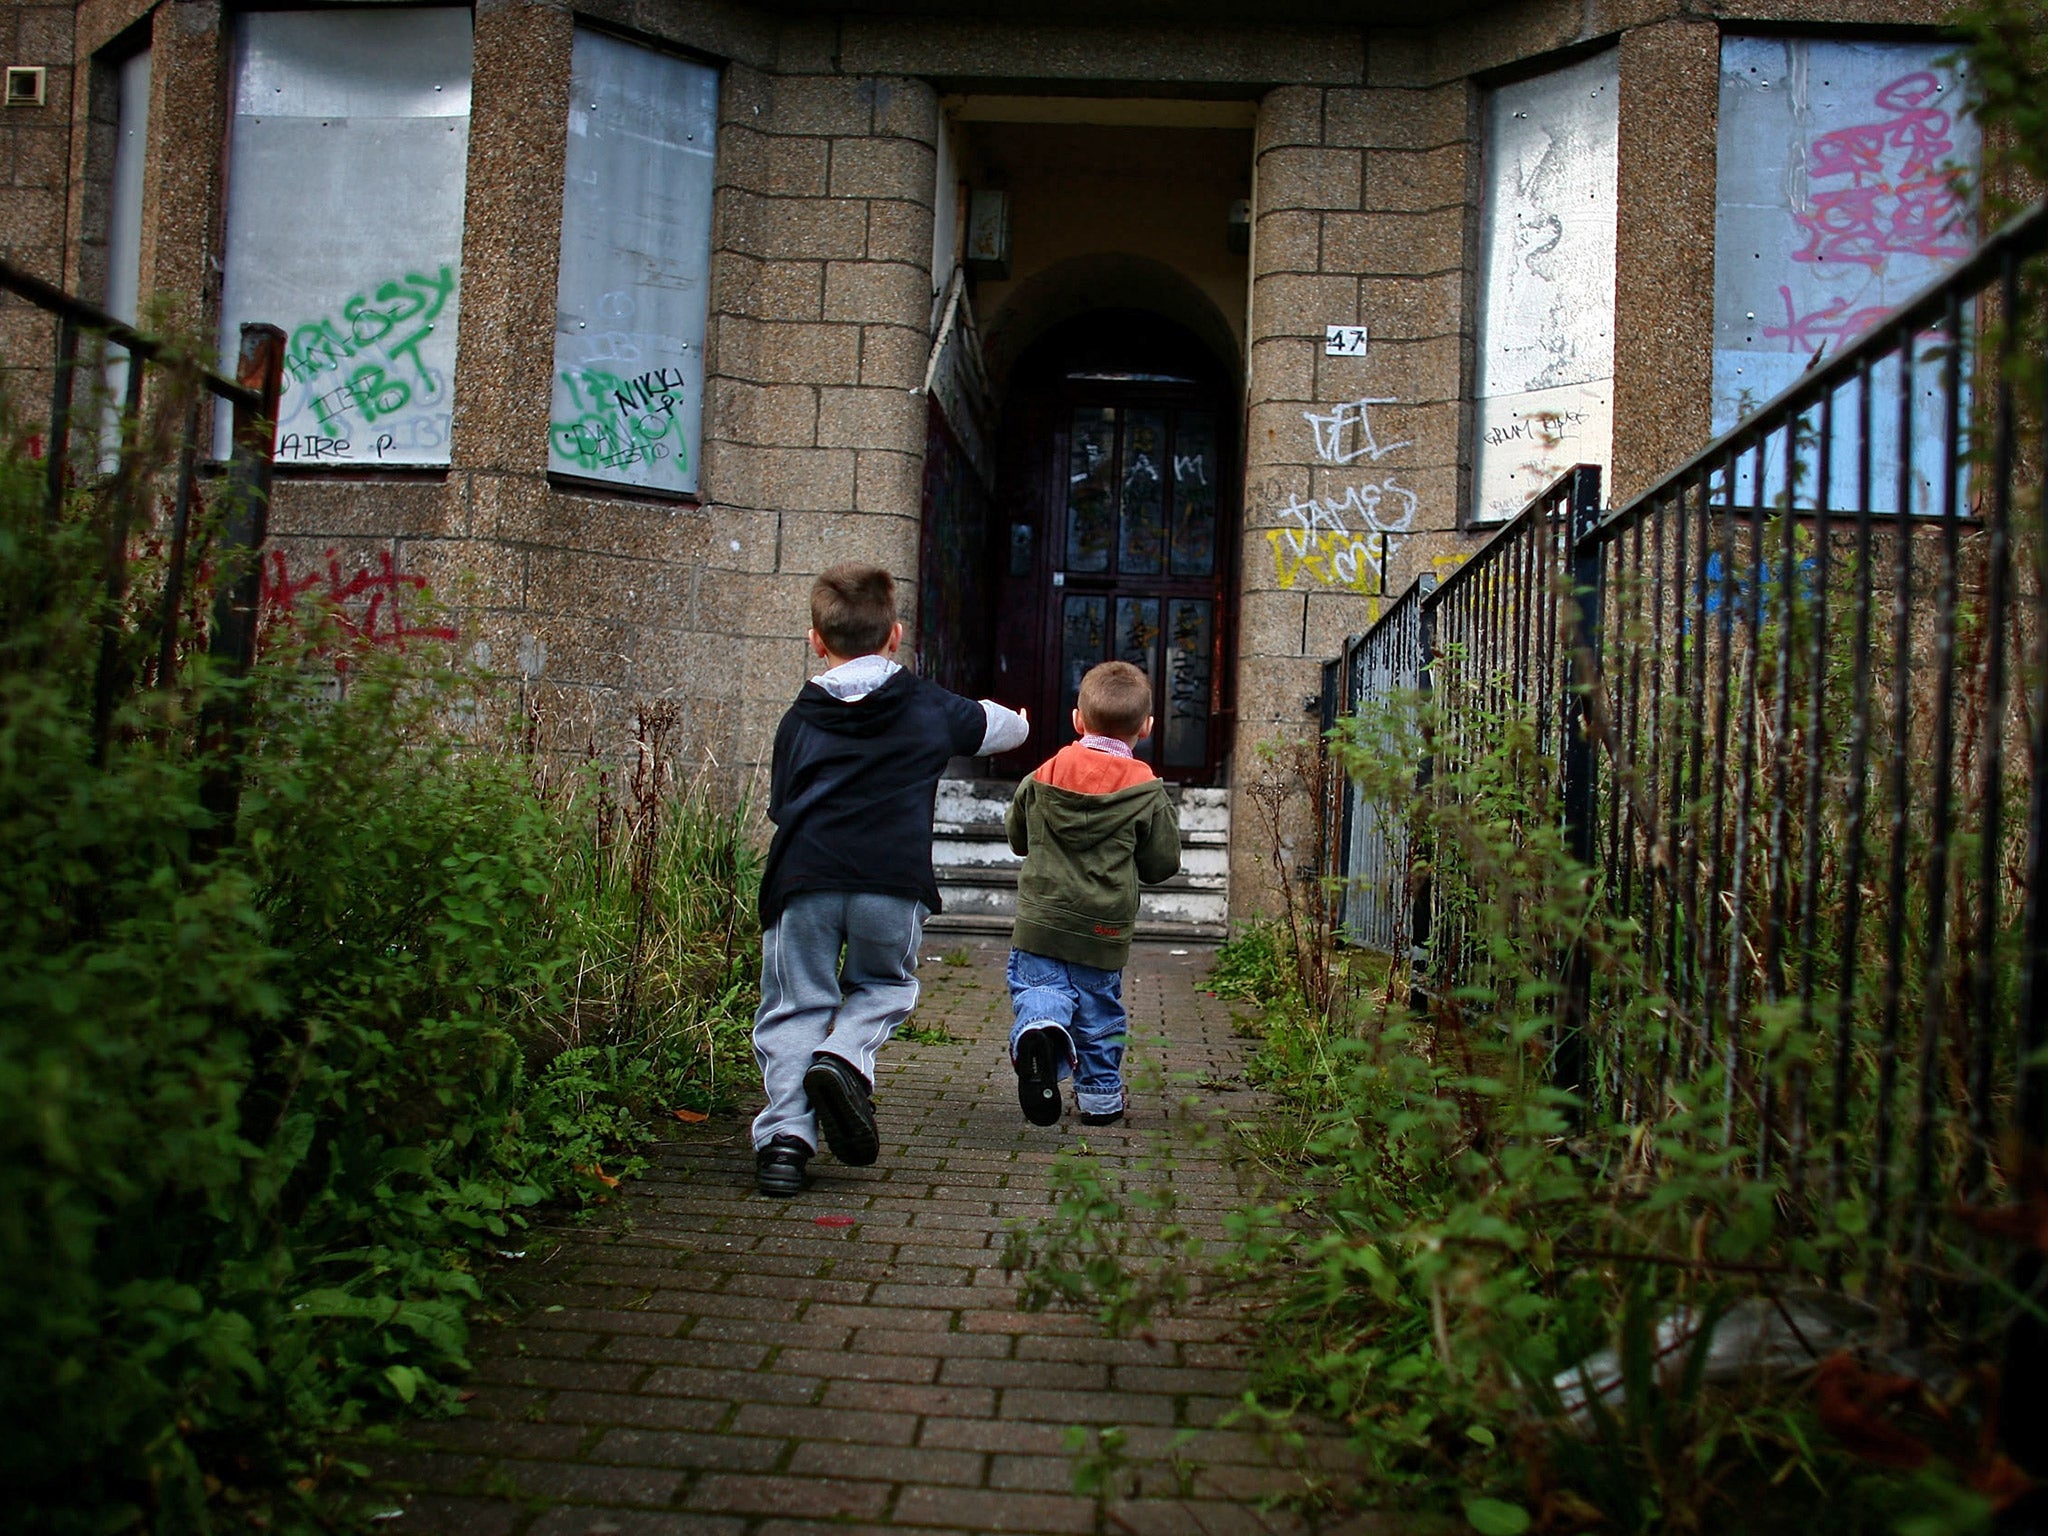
{"left": 0, "top": 373, "right": 758, "bottom": 1532}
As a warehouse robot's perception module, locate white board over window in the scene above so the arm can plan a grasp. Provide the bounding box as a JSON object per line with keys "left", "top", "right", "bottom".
{"left": 549, "top": 30, "right": 718, "bottom": 496}
{"left": 215, "top": 9, "right": 471, "bottom": 466}
{"left": 101, "top": 46, "right": 149, "bottom": 457}
{"left": 1713, "top": 37, "right": 1976, "bottom": 511}
{"left": 1470, "top": 48, "right": 1618, "bottom": 524}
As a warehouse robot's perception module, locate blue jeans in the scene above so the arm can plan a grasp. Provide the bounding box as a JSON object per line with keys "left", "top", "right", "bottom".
{"left": 1006, "top": 949, "right": 1127, "bottom": 1118}
{"left": 752, "top": 891, "right": 925, "bottom": 1150}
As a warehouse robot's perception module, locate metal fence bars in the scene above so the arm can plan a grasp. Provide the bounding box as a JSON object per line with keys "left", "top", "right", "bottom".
{"left": 1320, "top": 465, "right": 1599, "bottom": 974}
{"left": 1, "top": 257, "right": 284, "bottom": 842}
{"left": 1316, "top": 201, "right": 2048, "bottom": 1449}
{"left": 1320, "top": 574, "right": 1432, "bottom": 952}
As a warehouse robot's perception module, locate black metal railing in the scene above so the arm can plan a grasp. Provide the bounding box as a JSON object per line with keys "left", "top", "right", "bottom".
{"left": 1321, "top": 465, "right": 1599, "bottom": 969}
{"left": 1317, "top": 200, "right": 2048, "bottom": 1456}
{"left": 2, "top": 258, "right": 283, "bottom": 841}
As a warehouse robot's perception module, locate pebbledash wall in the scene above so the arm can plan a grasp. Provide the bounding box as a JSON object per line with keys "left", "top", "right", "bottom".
{"left": 1, "top": 0, "right": 1974, "bottom": 918}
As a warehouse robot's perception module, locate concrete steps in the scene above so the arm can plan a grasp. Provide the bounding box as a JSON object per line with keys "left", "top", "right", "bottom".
{"left": 924, "top": 777, "right": 1229, "bottom": 942}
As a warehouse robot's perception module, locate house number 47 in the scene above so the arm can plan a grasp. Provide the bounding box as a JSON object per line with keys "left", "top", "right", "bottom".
{"left": 1324, "top": 325, "right": 1369, "bottom": 357}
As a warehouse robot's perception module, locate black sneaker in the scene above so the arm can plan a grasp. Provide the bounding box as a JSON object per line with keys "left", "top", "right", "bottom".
{"left": 1079, "top": 1086, "right": 1128, "bottom": 1127}
{"left": 755, "top": 1134, "right": 812, "bottom": 1197}
{"left": 1013, "top": 1028, "right": 1064, "bottom": 1127}
{"left": 803, "top": 1053, "right": 879, "bottom": 1166}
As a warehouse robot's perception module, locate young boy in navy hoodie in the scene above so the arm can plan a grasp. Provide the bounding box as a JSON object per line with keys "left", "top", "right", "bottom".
{"left": 752, "top": 563, "right": 1029, "bottom": 1196}
{"left": 1005, "top": 660, "right": 1181, "bottom": 1127}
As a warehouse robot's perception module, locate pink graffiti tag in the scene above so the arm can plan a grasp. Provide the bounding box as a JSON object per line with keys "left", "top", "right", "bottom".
{"left": 1791, "top": 72, "right": 1973, "bottom": 272}
{"left": 259, "top": 548, "right": 457, "bottom": 663}
{"left": 1760, "top": 285, "right": 1896, "bottom": 354}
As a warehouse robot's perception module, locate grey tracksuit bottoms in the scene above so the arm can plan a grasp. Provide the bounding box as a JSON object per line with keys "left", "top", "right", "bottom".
{"left": 751, "top": 890, "right": 925, "bottom": 1152}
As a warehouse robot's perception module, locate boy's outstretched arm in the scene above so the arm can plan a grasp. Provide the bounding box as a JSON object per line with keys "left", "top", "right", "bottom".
{"left": 977, "top": 701, "right": 1029, "bottom": 757}
{"left": 1136, "top": 797, "right": 1181, "bottom": 885}
{"left": 1004, "top": 780, "right": 1030, "bottom": 857}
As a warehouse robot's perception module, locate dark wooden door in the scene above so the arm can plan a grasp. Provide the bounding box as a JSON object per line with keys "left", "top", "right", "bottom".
{"left": 989, "top": 315, "right": 1236, "bottom": 786}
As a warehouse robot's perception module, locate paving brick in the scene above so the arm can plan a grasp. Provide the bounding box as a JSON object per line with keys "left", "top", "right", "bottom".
{"left": 890, "top": 1486, "right": 1097, "bottom": 1533}
{"left": 526, "top": 1308, "right": 682, "bottom": 1336}
{"left": 851, "top": 1326, "right": 1010, "bottom": 1358}
{"left": 786, "top": 1441, "right": 983, "bottom": 1485}
{"left": 468, "top": 1357, "right": 644, "bottom": 1393}
{"left": 938, "top": 1356, "right": 1111, "bottom": 1390}
{"left": 772, "top": 1347, "right": 939, "bottom": 1382}
{"left": 412, "top": 1418, "right": 589, "bottom": 1458}
{"left": 818, "top": 1379, "right": 996, "bottom": 1417}
{"left": 684, "top": 1472, "right": 892, "bottom": 1520}
{"left": 588, "top": 1428, "right": 786, "bottom": 1472}
{"left": 640, "top": 1365, "right": 821, "bottom": 1404}
{"left": 493, "top": 1461, "right": 685, "bottom": 1508}
{"left": 730, "top": 1402, "right": 920, "bottom": 1445}
{"left": 543, "top": 1392, "right": 732, "bottom": 1430}
{"left": 1000, "top": 1387, "right": 1178, "bottom": 1425}
{"left": 917, "top": 1418, "right": 1071, "bottom": 1456}
{"left": 681, "top": 1317, "right": 854, "bottom": 1349}
{"left": 987, "top": 1454, "right": 1079, "bottom": 1493}
{"left": 378, "top": 1493, "right": 522, "bottom": 1535}
{"left": 525, "top": 1510, "right": 746, "bottom": 1536}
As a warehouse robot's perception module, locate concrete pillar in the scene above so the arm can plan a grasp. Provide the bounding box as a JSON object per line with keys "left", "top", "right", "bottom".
{"left": 701, "top": 68, "right": 939, "bottom": 762}
{"left": 1611, "top": 17, "right": 1719, "bottom": 507}
{"left": 1232, "top": 71, "right": 1475, "bottom": 918}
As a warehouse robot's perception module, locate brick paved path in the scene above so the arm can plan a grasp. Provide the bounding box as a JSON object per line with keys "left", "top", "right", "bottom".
{"left": 376, "top": 939, "right": 1377, "bottom": 1536}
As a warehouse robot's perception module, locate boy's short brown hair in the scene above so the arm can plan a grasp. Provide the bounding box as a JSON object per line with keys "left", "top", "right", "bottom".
{"left": 1077, "top": 660, "right": 1153, "bottom": 740}
{"left": 811, "top": 563, "right": 898, "bottom": 657}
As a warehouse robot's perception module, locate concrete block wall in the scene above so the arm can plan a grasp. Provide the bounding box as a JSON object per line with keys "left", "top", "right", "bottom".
{"left": 701, "top": 65, "right": 939, "bottom": 765}
{"left": 0, "top": 0, "right": 75, "bottom": 414}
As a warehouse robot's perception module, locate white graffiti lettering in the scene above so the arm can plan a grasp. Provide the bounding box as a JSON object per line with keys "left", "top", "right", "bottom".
{"left": 1303, "top": 397, "right": 1411, "bottom": 466}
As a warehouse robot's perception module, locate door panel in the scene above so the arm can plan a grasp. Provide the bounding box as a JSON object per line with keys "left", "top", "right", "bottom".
{"left": 1043, "top": 399, "right": 1229, "bottom": 776}
{"left": 988, "top": 314, "right": 1237, "bottom": 787}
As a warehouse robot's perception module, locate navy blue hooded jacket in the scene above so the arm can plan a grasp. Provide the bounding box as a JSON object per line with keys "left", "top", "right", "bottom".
{"left": 757, "top": 669, "right": 986, "bottom": 925}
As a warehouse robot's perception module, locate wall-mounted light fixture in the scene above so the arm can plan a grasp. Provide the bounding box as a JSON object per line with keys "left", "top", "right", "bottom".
{"left": 5, "top": 66, "right": 47, "bottom": 108}
{"left": 1227, "top": 198, "right": 1250, "bottom": 255}
{"left": 965, "top": 190, "right": 1010, "bottom": 281}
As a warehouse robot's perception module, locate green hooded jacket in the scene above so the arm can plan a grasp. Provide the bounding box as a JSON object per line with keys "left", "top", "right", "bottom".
{"left": 1005, "top": 742, "right": 1182, "bottom": 971}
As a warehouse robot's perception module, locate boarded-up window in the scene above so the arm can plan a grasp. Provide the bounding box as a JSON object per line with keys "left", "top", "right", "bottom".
{"left": 215, "top": 9, "right": 472, "bottom": 465}
{"left": 1712, "top": 37, "right": 1976, "bottom": 510}
{"left": 549, "top": 30, "right": 717, "bottom": 496}
{"left": 1470, "top": 49, "right": 1618, "bottom": 524}
{"left": 101, "top": 47, "right": 149, "bottom": 437}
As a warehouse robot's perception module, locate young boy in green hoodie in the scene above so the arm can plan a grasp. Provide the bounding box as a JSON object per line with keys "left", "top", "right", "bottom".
{"left": 1004, "top": 660, "right": 1181, "bottom": 1126}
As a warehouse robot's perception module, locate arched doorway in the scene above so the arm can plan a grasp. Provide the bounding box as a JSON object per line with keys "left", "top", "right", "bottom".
{"left": 986, "top": 310, "right": 1238, "bottom": 786}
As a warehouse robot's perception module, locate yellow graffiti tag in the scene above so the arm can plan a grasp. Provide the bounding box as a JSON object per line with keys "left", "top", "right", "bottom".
{"left": 1266, "top": 527, "right": 1396, "bottom": 595}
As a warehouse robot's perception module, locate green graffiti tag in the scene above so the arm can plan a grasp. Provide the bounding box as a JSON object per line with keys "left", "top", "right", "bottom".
{"left": 550, "top": 364, "right": 689, "bottom": 478}
{"left": 282, "top": 267, "right": 458, "bottom": 435}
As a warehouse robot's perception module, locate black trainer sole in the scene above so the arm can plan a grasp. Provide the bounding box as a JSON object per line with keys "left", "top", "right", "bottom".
{"left": 804, "top": 1057, "right": 879, "bottom": 1166}
{"left": 756, "top": 1162, "right": 807, "bottom": 1197}
{"left": 1015, "top": 1029, "right": 1063, "bottom": 1126}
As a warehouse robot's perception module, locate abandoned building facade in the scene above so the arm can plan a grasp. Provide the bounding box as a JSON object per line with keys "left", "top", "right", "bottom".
{"left": 1, "top": 0, "right": 1976, "bottom": 927}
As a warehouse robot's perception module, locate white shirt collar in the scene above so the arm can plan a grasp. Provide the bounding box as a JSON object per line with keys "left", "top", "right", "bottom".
{"left": 1079, "top": 733, "right": 1135, "bottom": 758}
{"left": 809, "top": 653, "right": 901, "bottom": 702}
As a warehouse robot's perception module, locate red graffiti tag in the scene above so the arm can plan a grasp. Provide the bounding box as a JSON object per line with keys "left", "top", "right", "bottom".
{"left": 1791, "top": 71, "right": 1973, "bottom": 271}
{"left": 1760, "top": 284, "right": 1896, "bottom": 353}
{"left": 259, "top": 547, "right": 457, "bottom": 664}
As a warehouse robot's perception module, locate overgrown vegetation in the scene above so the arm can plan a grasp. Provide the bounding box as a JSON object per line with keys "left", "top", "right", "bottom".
{"left": 0, "top": 369, "right": 758, "bottom": 1533}
{"left": 1012, "top": 702, "right": 2028, "bottom": 1533}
